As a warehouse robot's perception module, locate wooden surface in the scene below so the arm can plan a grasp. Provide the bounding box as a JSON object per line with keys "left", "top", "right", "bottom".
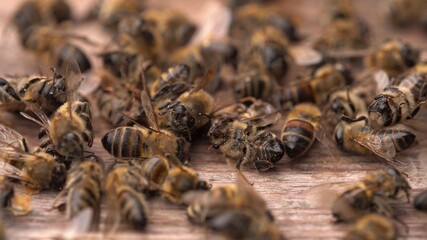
{"left": 1, "top": 0, "right": 427, "bottom": 239}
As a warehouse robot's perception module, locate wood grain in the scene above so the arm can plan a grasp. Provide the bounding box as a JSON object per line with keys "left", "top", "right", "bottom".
{"left": 1, "top": 0, "right": 427, "bottom": 239}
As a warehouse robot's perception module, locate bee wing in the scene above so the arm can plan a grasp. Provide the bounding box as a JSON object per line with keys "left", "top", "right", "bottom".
{"left": 192, "top": 68, "right": 216, "bottom": 92}
{"left": 352, "top": 133, "right": 396, "bottom": 162}
{"left": 140, "top": 91, "right": 159, "bottom": 131}
{"left": 0, "top": 124, "right": 28, "bottom": 151}
{"left": 244, "top": 112, "right": 281, "bottom": 129}
{"left": 304, "top": 182, "right": 354, "bottom": 209}
{"left": 374, "top": 70, "right": 390, "bottom": 94}
{"left": 63, "top": 208, "right": 93, "bottom": 238}
{"left": 314, "top": 123, "right": 341, "bottom": 162}
{"left": 65, "top": 59, "right": 84, "bottom": 117}
{"left": 20, "top": 108, "right": 51, "bottom": 130}
{"left": 288, "top": 46, "right": 323, "bottom": 66}
{"left": 0, "top": 157, "right": 24, "bottom": 181}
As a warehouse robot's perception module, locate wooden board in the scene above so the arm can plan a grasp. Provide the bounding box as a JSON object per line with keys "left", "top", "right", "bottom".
{"left": 1, "top": 0, "right": 427, "bottom": 239}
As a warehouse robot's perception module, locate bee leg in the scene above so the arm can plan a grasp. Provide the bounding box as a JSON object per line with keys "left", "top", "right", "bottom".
{"left": 408, "top": 101, "right": 425, "bottom": 119}
{"left": 253, "top": 160, "right": 274, "bottom": 171}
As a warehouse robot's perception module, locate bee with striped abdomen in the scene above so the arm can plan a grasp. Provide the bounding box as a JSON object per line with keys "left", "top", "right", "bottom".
{"left": 343, "top": 214, "right": 397, "bottom": 240}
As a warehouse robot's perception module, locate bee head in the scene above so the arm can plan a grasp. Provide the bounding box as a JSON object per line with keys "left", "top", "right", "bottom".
{"left": 170, "top": 104, "right": 195, "bottom": 133}
{"left": 400, "top": 43, "right": 419, "bottom": 68}
{"left": 207, "top": 117, "right": 233, "bottom": 147}
{"left": 262, "top": 44, "right": 288, "bottom": 79}
{"left": 50, "top": 163, "right": 67, "bottom": 191}
{"left": 368, "top": 95, "right": 391, "bottom": 127}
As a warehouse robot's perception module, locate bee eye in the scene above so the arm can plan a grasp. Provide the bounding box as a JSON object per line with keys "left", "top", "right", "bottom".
{"left": 335, "top": 126, "right": 344, "bottom": 148}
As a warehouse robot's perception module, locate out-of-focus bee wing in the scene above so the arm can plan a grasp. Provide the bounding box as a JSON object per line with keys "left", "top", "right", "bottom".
{"left": 0, "top": 124, "right": 28, "bottom": 151}
{"left": 0, "top": 158, "right": 24, "bottom": 181}
{"left": 193, "top": 68, "right": 216, "bottom": 92}
{"left": 314, "top": 123, "right": 341, "bottom": 162}
{"left": 352, "top": 134, "right": 396, "bottom": 162}
{"left": 374, "top": 70, "right": 390, "bottom": 94}
{"left": 63, "top": 208, "right": 93, "bottom": 238}
{"left": 244, "top": 112, "right": 281, "bottom": 129}
{"left": 304, "top": 182, "right": 354, "bottom": 209}
{"left": 288, "top": 46, "right": 323, "bottom": 66}
{"left": 66, "top": 59, "right": 84, "bottom": 117}
{"left": 20, "top": 109, "right": 51, "bottom": 130}
{"left": 140, "top": 91, "right": 159, "bottom": 131}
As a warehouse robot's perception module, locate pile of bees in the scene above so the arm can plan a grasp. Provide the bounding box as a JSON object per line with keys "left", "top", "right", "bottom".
{"left": 0, "top": 0, "right": 426, "bottom": 239}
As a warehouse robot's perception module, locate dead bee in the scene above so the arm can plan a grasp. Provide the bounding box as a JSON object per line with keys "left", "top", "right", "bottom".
{"left": 324, "top": 87, "right": 368, "bottom": 126}
{"left": 22, "top": 62, "right": 94, "bottom": 159}
{"left": 59, "top": 156, "right": 104, "bottom": 230}
{"left": 413, "top": 191, "right": 427, "bottom": 211}
{"left": 208, "top": 112, "right": 284, "bottom": 171}
{"left": 142, "top": 9, "right": 196, "bottom": 52}
{"left": 334, "top": 115, "right": 416, "bottom": 162}
{"left": 20, "top": 25, "right": 92, "bottom": 73}
{"left": 332, "top": 168, "right": 410, "bottom": 222}
{"left": 12, "top": 0, "right": 72, "bottom": 35}
{"left": 368, "top": 72, "right": 427, "bottom": 128}
{"left": 364, "top": 40, "right": 419, "bottom": 77}
{"left": 281, "top": 103, "right": 335, "bottom": 160}
{"left": 230, "top": 3, "right": 300, "bottom": 42}
{"left": 161, "top": 166, "right": 211, "bottom": 204}
{"left": 157, "top": 90, "right": 214, "bottom": 138}
{"left": 234, "top": 64, "right": 275, "bottom": 102}
{"left": 279, "top": 63, "right": 354, "bottom": 106}
{"left": 184, "top": 175, "right": 285, "bottom": 240}
{"left": 98, "top": 0, "right": 144, "bottom": 29}
{"left": 343, "top": 214, "right": 397, "bottom": 240}
{"left": 0, "top": 124, "right": 67, "bottom": 192}
{"left": 106, "top": 165, "right": 148, "bottom": 230}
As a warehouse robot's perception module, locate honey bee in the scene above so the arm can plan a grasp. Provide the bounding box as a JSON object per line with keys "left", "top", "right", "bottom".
{"left": 161, "top": 166, "right": 211, "bottom": 204}
{"left": 387, "top": 0, "right": 427, "bottom": 27}
{"left": 414, "top": 191, "right": 427, "bottom": 211}
{"left": 22, "top": 62, "right": 94, "bottom": 159}
{"left": 332, "top": 168, "right": 410, "bottom": 222}
{"left": 184, "top": 175, "right": 285, "bottom": 240}
{"left": 324, "top": 87, "right": 368, "bottom": 126}
{"left": 142, "top": 9, "right": 197, "bottom": 52}
{"left": 234, "top": 64, "right": 274, "bottom": 102}
{"left": 281, "top": 103, "right": 336, "bottom": 160}
{"left": 334, "top": 115, "right": 416, "bottom": 162}
{"left": 343, "top": 214, "right": 397, "bottom": 240}
{"left": 137, "top": 155, "right": 171, "bottom": 190}
{"left": 230, "top": 3, "right": 300, "bottom": 42}
{"left": 368, "top": 73, "right": 427, "bottom": 128}
{"left": 60, "top": 156, "right": 104, "bottom": 230}
{"left": 12, "top": 0, "right": 72, "bottom": 35}
{"left": 208, "top": 113, "right": 284, "bottom": 171}
{"left": 149, "top": 64, "right": 191, "bottom": 102}
{"left": 20, "top": 25, "right": 92, "bottom": 73}
{"left": 279, "top": 63, "right": 354, "bottom": 106}
{"left": 98, "top": 0, "right": 145, "bottom": 29}
{"left": 364, "top": 40, "right": 419, "bottom": 77}
{"left": 106, "top": 165, "right": 148, "bottom": 230}
{"left": 0, "top": 124, "right": 67, "bottom": 192}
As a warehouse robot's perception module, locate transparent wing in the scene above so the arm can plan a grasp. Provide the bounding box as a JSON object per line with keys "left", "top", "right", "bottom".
{"left": 288, "top": 46, "right": 323, "bottom": 66}
{"left": 352, "top": 132, "right": 396, "bottom": 162}
{"left": 235, "top": 173, "right": 268, "bottom": 214}
{"left": 140, "top": 91, "right": 159, "bottom": 131}
{"left": 374, "top": 70, "right": 390, "bottom": 94}
{"left": 20, "top": 108, "right": 51, "bottom": 130}
{"left": 304, "top": 182, "right": 354, "bottom": 209}
{"left": 63, "top": 208, "right": 94, "bottom": 238}
{"left": 314, "top": 123, "right": 341, "bottom": 162}
{"left": 65, "top": 59, "right": 84, "bottom": 117}
{"left": 0, "top": 124, "right": 27, "bottom": 150}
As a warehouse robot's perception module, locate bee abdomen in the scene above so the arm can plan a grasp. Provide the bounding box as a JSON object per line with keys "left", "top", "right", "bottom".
{"left": 256, "top": 138, "right": 285, "bottom": 163}
{"left": 56, "top": 43, "right": 91, "bottom": 73}
{"left": 116, "top": 187, "right": 148, "bottom": 230}
{"left": 67, "top": 178, "right": 101, "bottom": 219}
{"left": 280, "top": 83, "right": 314, "bottom": 105}
{"left": 414, "top": 191, "right": 427, "bottom": 211}
{"left": 281, "top": 119, "right": 315, "bottom": 158}
{"left": 386, "top": 129, "right": 416, "bottom": 152}
{"left": 102, "top": 127, "right": 148, "bottom": 158}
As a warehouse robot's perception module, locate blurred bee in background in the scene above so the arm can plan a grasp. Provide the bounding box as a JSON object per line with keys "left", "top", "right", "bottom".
{"left": 343, "top": 214, "right": 397, "bottom": 240}
{"left": 106, "top": 164, "right": 148, "bottom": 231}
{"left": 335, "top": 115, "right": 416, "bottom": 162}
{"left": 22, "top": 62, "right": 94, "bottom": 160}
{"left": 368, "top": 72, "right": 426, "bottom": 128}
{"left": 142, "top": 9, "right": 197, "bottom": 52}
{"left": 387, "top": 0, "right": 427, "bottom": 27}
{"left": 137, "top": 155, "right": 171, "bottom": 191}
{"left": 364, "top": 40, "right": 419, "bottom": 77}
{"left": 98, "top": 0, "right": 144, "bottom": 29}
{"left": 148, "top": 64, "right": 191, "bottom": 102}
{"left": 0, "top": 124, "right": 67, "bottom": 192}
{"left": 12, "top": 0, "right": 72, "bottom": 35}
{"left": 281, "top": 103, "right": 336, "bottom": 160}
{"left": 332, "top": 168, "right": 410, "bottom": 223}
{"left": 324, "top": 87, "right": 368, "bottom": 126}
{"left": 234, "top": 64, "right": 274, "bottom": 102}
{"left": 230, "top": 3, "right": 300, "bottom": 42}
{"left": 314, "top": 0, "right": 370, "bottom": 52}
{"left": 20, "top": 25, "right": 92, "bottom": 73}
{"left": 279, "top": 63, "right": 354, "bottom": 106}
{"left": 0, "top": 176, "right": 14, "bottom": 208}
{"left": 414, "top": 191, "right": 427, "bottom": 211}
{"left": 184, "top": 174, "right": 285, "bottom": 240}
{"left": 57, "top": 156, "right": 104, "bottom": 230}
